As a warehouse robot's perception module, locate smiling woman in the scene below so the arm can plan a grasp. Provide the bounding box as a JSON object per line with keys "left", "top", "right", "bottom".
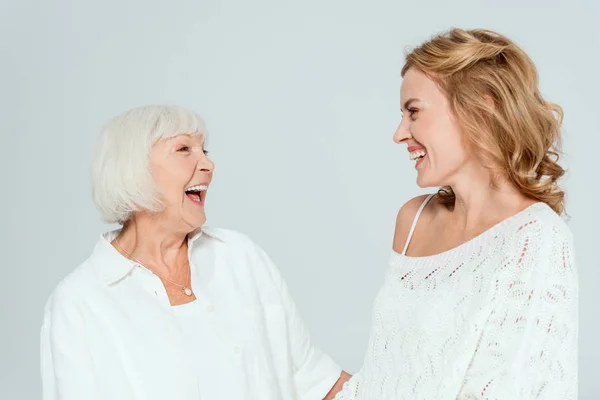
{"left": 41, "top": 105, "right": 350, "bottom": 400}
{"left": 335, "top": 29, "right": 577, "bottom": 400}
{"left": 91, "top": 106, "right": 209, "bottom": 224}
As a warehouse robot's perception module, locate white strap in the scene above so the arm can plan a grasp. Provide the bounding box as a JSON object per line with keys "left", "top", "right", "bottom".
{"left": 402, "top": 193, "right": 435, "bottom": 255}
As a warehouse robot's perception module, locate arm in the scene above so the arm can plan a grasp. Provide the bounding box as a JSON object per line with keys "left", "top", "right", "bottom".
{"left": 323, "top": 371, "right": 352, "bottom": 400}
{"left": 41, "top": 291, "right": 99, "bottom": 400}
{"left": 254, "top": 246, "right": 349, "bottom": 400}
{"left": 458, "top": 226, "right": 578, "bottom": 399}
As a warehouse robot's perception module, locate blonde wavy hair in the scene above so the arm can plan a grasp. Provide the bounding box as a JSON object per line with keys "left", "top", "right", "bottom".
{"left": 402, "top": 28, "right": 566, "bottom": 215}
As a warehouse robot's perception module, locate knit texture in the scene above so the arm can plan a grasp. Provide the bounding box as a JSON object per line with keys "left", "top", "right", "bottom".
{"left": 335, "top": 202, "right": 577, "bottom": 399}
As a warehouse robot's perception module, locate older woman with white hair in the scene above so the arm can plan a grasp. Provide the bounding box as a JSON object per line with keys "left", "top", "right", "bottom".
{"left": 41, "top": 105, "right": 349, "bottom": 400}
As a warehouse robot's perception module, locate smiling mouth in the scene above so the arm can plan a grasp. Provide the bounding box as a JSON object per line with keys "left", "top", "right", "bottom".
{"left": 184, "top": 184, "right": 208, "bottom": 204}
{"left": 409, "top": 150, "right": 427, "bottom": 162}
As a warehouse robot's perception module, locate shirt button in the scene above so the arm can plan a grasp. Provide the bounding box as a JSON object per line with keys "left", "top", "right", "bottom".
{"left": 233, "top": 346, "right": 241, "bottom": 354}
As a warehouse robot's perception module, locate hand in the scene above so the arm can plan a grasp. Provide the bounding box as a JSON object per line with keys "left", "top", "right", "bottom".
{"left": 323, "top": 371, "right": 352, "bottom": 400}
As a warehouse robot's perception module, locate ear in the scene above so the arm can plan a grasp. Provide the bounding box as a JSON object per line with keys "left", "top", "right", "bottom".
{"left": 483, "top": 94, "right": 495, "bottom": 113}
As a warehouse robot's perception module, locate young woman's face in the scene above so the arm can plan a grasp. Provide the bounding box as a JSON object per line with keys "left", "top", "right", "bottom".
{"left": 394, "top": 68, "right": 470, "bottom": 188}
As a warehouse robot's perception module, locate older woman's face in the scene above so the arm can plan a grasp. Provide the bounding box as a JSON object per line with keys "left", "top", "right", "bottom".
{"left": 148, "top": 134, "right": 213, "bottom": 230}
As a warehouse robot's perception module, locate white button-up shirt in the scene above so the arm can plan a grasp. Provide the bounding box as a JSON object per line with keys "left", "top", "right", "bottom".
{"left": 41, "top": 227, "right": 341, "bottom": 400}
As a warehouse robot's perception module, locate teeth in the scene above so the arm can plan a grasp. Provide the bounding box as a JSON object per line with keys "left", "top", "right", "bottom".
{"left": 185, "top": 185, "right": 208, "bottom": 192}
{"left": 409, "top": 151, "right": 426, "bottom": 161}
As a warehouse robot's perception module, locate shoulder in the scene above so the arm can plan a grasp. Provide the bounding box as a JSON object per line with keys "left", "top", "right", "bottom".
{"left": 536, "top": 203, "right": 573, "bottom": 241}
{"left": 510, "top": 203, "right": 574, "bottom": 251}
{"left": 202, "top": 227, "right": 285, "bottom": 295}
{"left": 393, "top": 194, "right": 439, "bottom": 251}
{"left": 395, "top": 194, "right": 432, "bottom": 224}
{"left": 202, "top": 226, "right": 264, "bottom": 253}
{"left": 43, "top": 260, "right": 96, "bottom": 318}
{"left": 201, "top": 226, "right": 275, "bottom": 268}
{"left": 504, "top": 203, "right": 576, "bottom": 279}
{"left": 494, "top": 204, "right": 578, "bottom": 318}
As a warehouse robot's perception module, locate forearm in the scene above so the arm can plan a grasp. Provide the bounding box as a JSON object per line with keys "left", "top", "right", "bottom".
{"left": 323, "top": 371, "right": 352, "bottom": 400}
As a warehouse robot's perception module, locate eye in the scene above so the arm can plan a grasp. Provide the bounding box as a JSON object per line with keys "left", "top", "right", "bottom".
{"left": 408, "top": 108, "right": 419, "bottom": 120}
{"left": 203, "top": 149, "right": 209, "bottom": 155}
{"left": 177, "top": 145, "right": 190, "bottom": 152}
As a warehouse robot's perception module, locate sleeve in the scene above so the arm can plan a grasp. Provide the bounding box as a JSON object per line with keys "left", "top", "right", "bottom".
{"left": 41, "top": 290, "right": 99, "bottom": 400}
{"left": 329, "top": 370, "right": 363, "bottom": 400}
{"left": 457, "top": 225, "right": 578, "bottom": 399}
{"left": 255, "top": 246, "right": 343, "bottom": 400}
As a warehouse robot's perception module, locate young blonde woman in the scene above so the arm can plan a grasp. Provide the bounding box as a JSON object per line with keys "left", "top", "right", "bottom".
{"left": 335, "top": 29, "right": 577, "bottom": 399}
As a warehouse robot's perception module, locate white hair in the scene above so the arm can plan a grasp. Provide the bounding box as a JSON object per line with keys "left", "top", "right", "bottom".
{"left": 92, "top": 105, "right": 207, "bottom": 224}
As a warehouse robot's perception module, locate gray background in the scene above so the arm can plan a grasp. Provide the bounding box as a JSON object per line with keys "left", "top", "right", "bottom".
{"left": 2, "top": 0, "right": 599, "bottom": 398}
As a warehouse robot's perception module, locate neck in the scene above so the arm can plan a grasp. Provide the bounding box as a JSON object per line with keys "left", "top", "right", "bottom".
{"left": 115, "top": 212, "right": 190, "bottom": 274}
{"left": 448, "top": 164, "right": 531, "bottom": 232}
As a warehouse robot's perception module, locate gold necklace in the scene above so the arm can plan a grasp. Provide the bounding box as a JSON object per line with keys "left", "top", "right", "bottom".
{"left": 113, "top": 238, "right": 193, "bottom": 296}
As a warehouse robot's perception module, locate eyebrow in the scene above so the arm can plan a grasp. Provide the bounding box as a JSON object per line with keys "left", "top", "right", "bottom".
{"left": 402, "top": 98, "right": 420, "bottom": 111}
{"left": 173, "top": 134, "right": 205, "bottom": 144}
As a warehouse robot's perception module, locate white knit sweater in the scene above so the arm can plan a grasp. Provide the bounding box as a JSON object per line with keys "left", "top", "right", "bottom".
{"left": 335, "top": 200, "right": 578, "bottom": 399}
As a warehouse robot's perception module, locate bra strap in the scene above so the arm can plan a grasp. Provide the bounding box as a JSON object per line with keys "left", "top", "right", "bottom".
{"left": 401, "top": 193, "right": 435, "bottom": 255}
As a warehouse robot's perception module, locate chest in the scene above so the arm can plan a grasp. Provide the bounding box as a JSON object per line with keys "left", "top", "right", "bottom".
{"left": 407, "top": 213, "right": 502, "bottom": 258}
{"left": 79, "top": 273, "right": 290, "bottom": 399}
{"left": 372, "top": 248, "right": 510, "bottom": 352}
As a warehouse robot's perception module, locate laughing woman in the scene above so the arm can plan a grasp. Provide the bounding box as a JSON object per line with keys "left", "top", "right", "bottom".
{"left": 335, "top": 29, "right": 577, "bottom": 399}
{"left": 41, "top": 105, "right": 349, "bottom": 400}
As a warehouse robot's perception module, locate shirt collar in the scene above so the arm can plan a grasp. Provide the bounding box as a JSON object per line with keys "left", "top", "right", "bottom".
{"left": 187, "top": 225, "right": 225, "bottom": 243}
{"left": 90, "top": 226, "right": 225, "bottom": 285}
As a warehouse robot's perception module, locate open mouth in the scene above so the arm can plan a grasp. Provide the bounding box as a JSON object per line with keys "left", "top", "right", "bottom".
{"left": 184, "top": 184, "right": 208, "bottom": 204}
{"left": 409, "top": 150, "right": 427, "bottom": 165}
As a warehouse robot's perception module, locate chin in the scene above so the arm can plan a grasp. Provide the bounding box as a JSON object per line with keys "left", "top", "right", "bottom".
{"left": 416, "top": 176, "right": 438, "bottom": 189}
{"left": 183, "top": 213, "right": 207, "bottom": 230}
{"left": 416, "top": 169, "right": 449, "bottom": 189}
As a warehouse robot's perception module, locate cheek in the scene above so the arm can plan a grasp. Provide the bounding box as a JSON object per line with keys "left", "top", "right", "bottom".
{"left": 151, "top": 160, "right": 197, "bottom": 202}
{"left": 412, "top": 116, "right": 437, "bottom": 142}
{"left": 435, "top": 135, "right": 470, "bottom": 177}
{"left": 425, "top": 117, "right": 464, "bottom": 157}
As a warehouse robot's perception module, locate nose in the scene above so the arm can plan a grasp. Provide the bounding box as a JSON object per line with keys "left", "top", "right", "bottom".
{"left": 393, "top": 119, "right": 412, "bottom": 144}
{"left": 196, "top": 153, "right": 214, "bottom": 173}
